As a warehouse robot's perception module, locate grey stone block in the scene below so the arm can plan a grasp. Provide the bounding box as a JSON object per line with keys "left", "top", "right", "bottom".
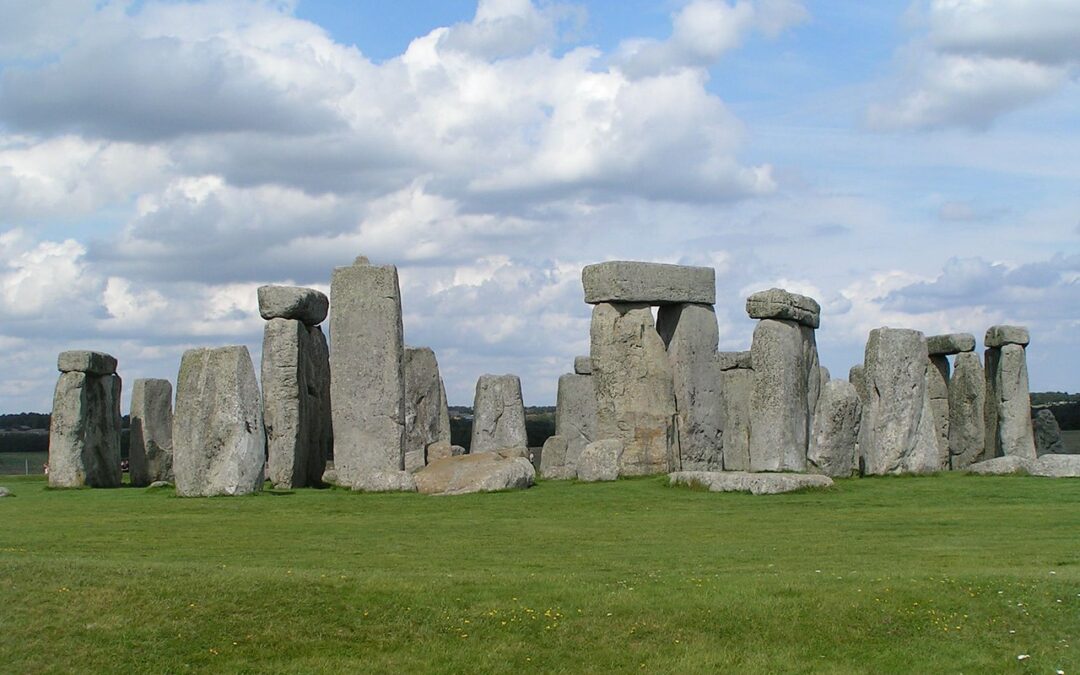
{"left": 948, "top": 351, "right": 985, "bottom": 469}
{"left": 669, "top": 471, "right": 832, "bottom": 495}
{"left": 717, "top": 351, "right": 752, "bottom": 371}
{"left": 555, "top": 373, "right": 597, "bottom": 475}
{"left": 57, "top": 350, "right": 117, "bottom": 376}
{"left": 1034, "top": 409, "right": 1065, "bottom": 455}
{"left": 749, "top": 319, "right": 818, "bottom": 472}
{"left": 48, "top": 371, "right": 122, "bottom": 488}
{"left": 808, "top": 380, "right": 862, "bottom": 478}
{"left": 470, "top": 374, "right": 528, "bottom": 454}
{"left": 257, "top": 285, "right": 329, "bottom": 325}
{"left": 576, "top": 439, "right": 623, "bottom": 482}
{"left": 582, "top": 261, "right": 715, "bottom": 305}
{"left": 745, "top": 288, "right": 821, "bottom": 328}
{"left": 404, "top": 347, "right": 445, "bottom": 462}
{"left": 984, "top": 325, "right": 1029, "bottom": 348}
{"left": 927, "top": 333, "right": 976, "bottom": 355}
{"left": 129, "top": 378, "right": 174, "bottom": 487}
{"left": 573, "top": 356, "right": 592, "bottom": 375}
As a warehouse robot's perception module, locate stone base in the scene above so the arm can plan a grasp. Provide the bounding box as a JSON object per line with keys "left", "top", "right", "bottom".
{"left": 669, "top": 471, "right": 833, "bottom": 495}
{"left": 967, "top": 455, "right": 1080, "bottom": 478}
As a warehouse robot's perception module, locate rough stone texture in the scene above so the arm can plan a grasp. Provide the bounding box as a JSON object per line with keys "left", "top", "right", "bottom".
{"left": 807, "top": 380, "right": 862, "bottom": 477}
{"left": 352, "top": 470, "right": 417, "bottom": 492}
{"left": 927, "top": 333, "right": 976, "bottom": 356}
{"left": 745, "top": 288, "right": 821, "bottom": 328}
{"left": 948, "top": 351, "right": 986, "bottom": 469}
{"left": 404, "top": 347, "right": 445, "bottom": 463}
{"left": 426, "top": 441, "right": 462, "bottom": 463}
{"left": 129, "top": 378, "right": 174, "bottom": 487}
{"left": 858, "top": 328, "right": 939, "bottom": 475}
{"left": 330, "top": 261, "right": 405, "bottom": 486}
{"left": 670, "top": 471, "right": 833, "bottom": 495}
{"left": 554, "top": 373, "right": 597, "bottom": 474}
{"left": 540, "top": 435, "right": 575, "bottom": 479}
{"left": 470, "top": 375, "right": 528, "bottom": 454}
{"left": 983, "top": 347, "right": 1000, "bottom": 461}
{"left": 404, "top": 450, "right": 426, "bottom": 474}
{"left": 720, "top": 366, "right": 753, "bottom": 471}
{"left": 173, "top": 346, "right": 265, "bottom": 497}
{"left": 967, "top": 454, "right": 1080, "bottom": 477}
{"left": 0, "top": 487, "right": 10, "bottom": 497}
{"left": 437, "top": 378, "right": 451, "bottom": 444}
{"left": 819, "top": 367, "right": 831, "bottom": 387}
{"left": 257, "top": 285, "right": 329, "bottom": 325}
{"left": 748, "top": 319, "right": 819, "bottom": 472}
{"left": 576, "top": 439, "right": 623, "bottom": 482}
{"left": 574, "top": 356, "right": 592, "bottom": 375}
{"left": 985, "top": 325, "right": 1030, "bottom": 348}
{"left": 717, "top": 351, "right": 753, "bottom": 371}
{"left": 966, "top": 455, "right": 1030, "bottom": 475}
{"left": 590, "top": 302, "right": 676, "bottom": 476}
{"left": 1034, "top": 409, "right": 1065, "bottom": 455}
{"left": 582, "top": 261, "right": 715, "bottom": 305}
{"left": 848, "top": 365, "right": 867, "bottom": 404}
{"left": 262, "top": 319, "right": 331, "bottom": 489}
{"left": 657, "top": 303, "right": 723, "bottom": 471}
{"left": 992, "top": 343, "right": 1037, "bottom": 459}
{"left": 57, "top": 350, "right": 117, "bottom": 376}
{"left": 928, "top": 354, "right": 951, "bottom": 468}
{"left": 321, "top": 463, "right": 338, "bottom": 486}
{"left": 48, "top": 371, "right": 122, "bottom": 488}
{"left": 414, "top": 449, "right": 535, "bottom": 495}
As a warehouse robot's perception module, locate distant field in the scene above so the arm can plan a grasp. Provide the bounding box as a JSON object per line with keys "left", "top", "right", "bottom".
{"left": 1063, "top": 430, "right": 1080, "bottom": 453}
{"left": 0, "top": 451, "right": 47, "bottom": 476}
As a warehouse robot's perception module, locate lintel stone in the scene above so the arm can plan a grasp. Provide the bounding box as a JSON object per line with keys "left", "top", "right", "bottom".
{"left": 257, "top": 285, "right": 329, "bottom": 325}
{"left": 582, "top": 261, "right": 715, "bottom": 305}
{"left": 57, "top": 350, "right": 117, "bottom": 376}
{"left": 926, "top": 333, "right": 976, "bottom": 355}
{"left": 745, "top": 288, "right": 821, "bottom": 328}
{"left": 985, "top": 325, "right": 1029, "bottom": 348}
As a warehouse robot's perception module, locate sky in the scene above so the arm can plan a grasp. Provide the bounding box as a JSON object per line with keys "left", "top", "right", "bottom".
{"left": 0, "top": 0, "right": 1078, "bottom": 411}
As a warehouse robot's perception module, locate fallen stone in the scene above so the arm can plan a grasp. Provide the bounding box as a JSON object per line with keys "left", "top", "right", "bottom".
{"left": 470, "top": 374, "right": 528, "bottom": 454}
{"left": 927, "top": 333, "right": 976, "bottom": 356}
{"left": 404, "top": 347, "right": 445, "bottom": 462}
{"left": 966, "top": 455, "right": 1031, "bottom": 475}
{"left": 590, "top": 303, "right": 676, "bottom": 476}
{"left": 574, "top": 356, "right": 592, "bottom": 375}
{"left": 414, "top": 449, "right": 535, "bottom": 495}
{"left": 984, "top": 325, "right": 1030, "bottom": 348}
{"left": 57, "top": 350, "right": 117, "bottom": 376}
{"left": 807, "top": 380, "right": 861, "bottom": 477}
{"left": 948, "top": 351, "right": 986, "bottom": 469}
{"left": 147, "top": 481, "right": 172, "bottom": 489}
{"left": 352, "top": 470, "right": 417, "bottom": 492}
{"left": 928, "top": 354, "right": 951, "bottom": 467}
{"left": 576, "top": 439, "right": 623, "bottom": 482}
{"left": 669, "top": 471, "right": 833, "bottom": 495}
{"left": 582, "top": 261, "right": 715, "bottom": 305}
{"left": 1034, "top": 409, "right": 1065, "bottom": 455}
{"left": 555, "top": 373, "right": 597, "bottom": 474}
{"left": 1030, "top": 454, "right": 1080, "bottom": 477}
{"left": 257, "top": 285, "right": 329, "bottom": 325}
{"left": 540, "top": 435, "right": 575, "bottom": 479}
{"left": 48, "top": 371, "right": 122, "bottom": 488}
{"left": 173, "top": 346, "right": 265, "bottom": 497}
{"left": 749, "top": 319, "right": 818, "bottom": 472}
{"left": 330, "top": 260, "right": 406, "bottom": 485}
{"left": 720, "top": 366, "right": 753, "bottom": 471}
{"left": 129, "top": 378, "right": 174, "bottom": 487}
{"left": 717, "top": 351, "right": 752, "bottom": 371}
{"left": 745, "top": 288, "right": 821, "bottom": 329}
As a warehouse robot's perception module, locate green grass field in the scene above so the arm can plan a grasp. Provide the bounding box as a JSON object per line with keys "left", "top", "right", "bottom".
{"left": 1, "top": 474, "right": 1078, "bottom": 673}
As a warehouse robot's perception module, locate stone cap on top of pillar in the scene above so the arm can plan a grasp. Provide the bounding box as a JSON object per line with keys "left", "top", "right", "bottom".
{"left": 581, "top": 261, "right": 716, "bottom": 305}
{"left": 984, "top": 325, "right": 1030, "bottom": 348}
{"left": 926, "top": 333, "right": 976, "bottom": 356}
{"left": 57, "top": 350, "right": 118, "bottom": 376}
{"left": 257, "top": 285, "right": 329, "bottom": 326}
{"left": 745, "top": 288, "right": 821, "bottom": 328}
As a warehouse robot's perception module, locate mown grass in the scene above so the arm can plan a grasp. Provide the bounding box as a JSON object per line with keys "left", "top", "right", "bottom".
{"left": 1, "top": 473, "right": 1078, "bottom": 673}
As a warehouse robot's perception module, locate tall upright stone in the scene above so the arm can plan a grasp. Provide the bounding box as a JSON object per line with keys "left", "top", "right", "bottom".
{"left": 48, "top": 351, "right": 122, "bottom": 488}
{"left": 657, "top": 303, "right": 723, "bottom": 471}
{"left": 129, "top": 378, "right": 174, "bottom": 487}
{"left": 858, "top": 328, "right": 939, "bottom": 475}
{"left": 983, "top": 325, "right": 1036, "bottom": 460}
{"left": 807, "top": 380, "right": 862, "bottom": 478}
{"left": 927, "top": 355, "right": 951, "bottom": 468}
{"left": 173, "top": 346, "right": 265, "bottom": 497}
{"left": 553, "top": 371, "right": 598, "bottom": 474}
{"left": 718, "top": 352, "right": 753, "bottom": 472}
{"left": 948, "top": 351, "right": 986, "bottom": 469}
{"left": 404, "top": 347, "right": 445, "bottom": 462}
{"left": 470, "top": 375, "right": 528, "bottom": 454}
{"left": 1034, "top": 409, "right": 1065, "bottom": 455}
{"left": 330, "top": 258, "right": 406, "bottom": 485}
{"left": 590, "top": 302, "right": 676, "bottom": 476}
{"left": 437, "top": 378, "right": 452, "bottom": 444}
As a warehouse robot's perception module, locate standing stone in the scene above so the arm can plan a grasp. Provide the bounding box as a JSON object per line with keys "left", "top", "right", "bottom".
{"left": 657, "top": 303, "right": 723, "bottom": 471}
{"left": 129, "top": 378, "right": 174, "bottom": 487}
{"left": 540, "top": 435, "right": 571, "bottom": 479}
{"left": 748, "top": 319, "right": 817, "bottom": 472}
{"left": 948, "top": 351, "right": 986, "bottom": 469}
{"left": 554, "top": 372, "right": 597, "bottom": 474}
{"left": 404, "top": 347, "right": 445, "bottom": 464}
{"left": 807, "top": 380, "right": 862, "bottom": 477}
{"left": 173, "top": 346, "right": 265, "bottom": 497}
{"left": 262, "top": 318, "right": 331, "bottom": 489}
{"left": 330, "top": 259, "right": 406, "bottom": 485}
{"left": 983, "top": 346, "right": 1001, "bottom": 460}
{"left": 718, "top": 356, "right": 753, "bottom": 472}
{"left": 1033, "top": 409, "right": 1065, "bottom": 455}
{"left": 927, "top": 354, "right": 951, "bottom": 468}
{"left": 576, "top": 439, "right": 623, "bottom": 482}
{"left": 994, "top": 343, "right": 1037, "bottom": 459}
{"left": 848, "top": 365, "right": 867, "bottom": 405}
{"left": 470, "top": 374, "right": 528, "bottom": 454}
{"left": 437, "top": 378, "right": 452, "bottom": 444}
{"left": 48, "top": 352, "right": 122, "bottom": 488}
{"left": 858, "top": 329, "right": 939, "bottom": 475}
{"left": 590, "top": 302, "right": 676, "bottom": 476}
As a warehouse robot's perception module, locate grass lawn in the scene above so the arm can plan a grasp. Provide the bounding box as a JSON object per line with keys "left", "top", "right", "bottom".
{"left": 1, "top": 473, "right": 1078, "bottom": 673}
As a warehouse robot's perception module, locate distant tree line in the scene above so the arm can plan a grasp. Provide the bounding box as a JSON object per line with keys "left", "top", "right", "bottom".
{"left": 1030, "top": 392, "right": 1080, "bottom": 405}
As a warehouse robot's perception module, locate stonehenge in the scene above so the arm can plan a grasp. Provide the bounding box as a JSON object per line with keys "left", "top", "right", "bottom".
{"left": 129, "top": 378, "right": 174, "bottom": 487}
{"left": 718, "top": 352, "right": 753, "bottom": 471}
{"left": 807, "top": 380, "right": 862, "bottom": 478}
{"left": 1034, "top": 409, "right": 1065, "bottom": 455}
{"left": 948, "top": 352, "right": 986, "bottom": 469}
{"left": 48, "top": 351, "right": 123, "bottom": 488}
{"left": 983, "top": 326, "right": 1037, "bottom": 460}
{"left": 404, "top": 347, "right": 450, "bottom": 465}
{"left": 470, "top": 374, "right": 528, "bottom": 454}
{"left": 543, "top": 364, "right": 597, "bottom": 479}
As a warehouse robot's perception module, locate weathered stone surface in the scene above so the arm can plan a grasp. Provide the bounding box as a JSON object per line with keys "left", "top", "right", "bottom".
{"left": 670, "top": 471, "right": 833, "bottom": 495}
{"left": 173, "top": 346, "right": 265, "bottom": 497}
{"left": 966, "top": 455, "right": 1030, "bottom": 475}
{"left": 858, "top": 328, "right": 939, "bottom": 475}
{"left": 414, "top": 449, "right": 535, "bottom": 495}
{"left": 129, "top": 378, "right": 173, "bottom": 487}
{"left": 984, "top": 325, "right": 1030, "bottom": 348}
{"left": 1034, "top": 409, "right": 1065, "bottom": 455}
{"left": 404, "top": 347, "right": 444, "bottom": 463}
{"left": 330, "top": 261, "right": 405, "bottom": 486}
{"left": 983, "top": 347, "right": 1000, "bottom": 460}
{"left": 848, "top": 365, "right": 867, "bottom": 404}
{"left": 993, "top": 343, "right": 1037, "bottom": 459}
{"left": 948, "top": 351, "right": 986, "bottom": 469}
{"left": 257, "top": 285, "right": 329, "bottom": 325}
{"left": 968, "top": 454, "right": 1080, "bottom": 477}
{"left": 590, "top": 303, "right": 676, "bottom": 476}
{"left": 263, "top": 319, "right": 331, "bottom": 489}
{"left": 0, "top": 487, "right": 10, "bottom": 497}
{"left": 717, "top": 351, "right": 752, "bottom": 371}
{"left": 437, "top": 378, "right": 451, "bottom": 444}
{"left": 147, "top": 481, "right": 171, "bottom": 489}
{"left": 657, "top": 303, "right": 723, "bottom": 471}
{"left": 48, "top": 371, "right": 122, "bottom": 488}
{"left": 426, "top": 441, "right": 463, "bottom": 463}
{"left": 720, "top": 366, "right": 753, "bottom": 471}
{"left": 745, "top": 288, "right": 821, "bottom": 329}
{"left": 321, "top": 463, "right": 338, "bottom": 486}
{"left": 470, "top": 374, "right": 528, "bottom": 454}
{"left": 582, "top": 261, "right": 715, "bottom": 305}
{"left": 57, "top": 350, "right": 117, "bottom": 376}
{"left": 807, "top": 380, "right": 861, "bottom": 477}
{"left": 819, "top": 367, "right": 831, "bottom": 387}
{"left": 554, "top": 373, "right": 597, "bottom": 474}
{"left": 352, "top": 470, "right": 417, "bottom": 492}
{"left": 574, "top": 356, "right": 592, "bottom": 375}
{"left": 927, "top": 333, "right": 976, "bottom": 356}
{"left": 576, "top": 439, "right": 623, "bottom": 482}
{"left": 540, "top": 435, "right": 575, "bottom": 479}
{"left": 928, "top": 354, "right": 951, "bottom": 467}
{"left": 404, "top": 450, "right": 426, "bottom": 474}
{"left": 749, "top": 319, "right": 818, "bottom": 472}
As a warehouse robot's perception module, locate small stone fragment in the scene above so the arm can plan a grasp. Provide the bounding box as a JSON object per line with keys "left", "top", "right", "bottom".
{"left": 574, "top": 356, "right": 592, "bottom": 375}
{"left": 257, "top": 285, "right": 329, "bottom": 325}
